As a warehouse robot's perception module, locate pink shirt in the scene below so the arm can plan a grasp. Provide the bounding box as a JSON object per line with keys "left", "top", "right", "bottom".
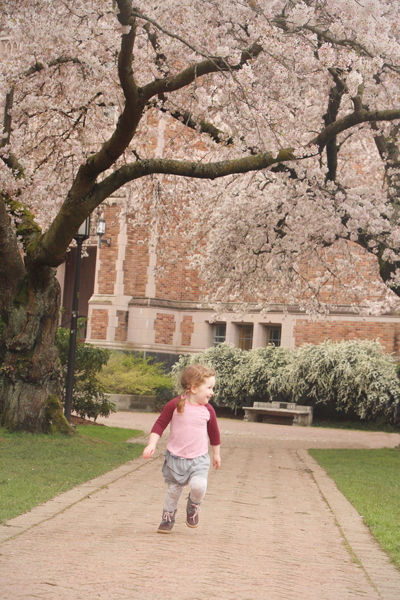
{"left": 151, "top": 397, "right": 221, "bottom": 459}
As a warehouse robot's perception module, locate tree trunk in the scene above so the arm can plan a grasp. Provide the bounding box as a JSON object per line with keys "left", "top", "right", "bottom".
{"left": 0, "top": 266, "right": 68, "bottom": 432}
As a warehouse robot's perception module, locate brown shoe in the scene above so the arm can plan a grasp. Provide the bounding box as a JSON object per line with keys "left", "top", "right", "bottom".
{"left": 186, "top": 496, "right": 201, "bottom": 528}
{"left": 157, "top": 509, "right": 177, "bottom": 534}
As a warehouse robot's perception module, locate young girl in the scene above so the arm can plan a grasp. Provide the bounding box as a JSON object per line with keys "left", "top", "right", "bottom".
{"left": 142, "top": 364, "right": 221, "bottom": 533}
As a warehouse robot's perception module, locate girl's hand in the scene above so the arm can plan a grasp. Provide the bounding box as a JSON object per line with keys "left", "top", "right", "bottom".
{"left": 143, "top": 444, "right": 156, "bottom": 459}
{"left": 213, "top": 454, "right": 221, "bottom": 470}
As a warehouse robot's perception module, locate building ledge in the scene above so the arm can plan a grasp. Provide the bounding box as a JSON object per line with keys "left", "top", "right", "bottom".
{"left": 127, "top": 297, "right": 400, "bottom": 318}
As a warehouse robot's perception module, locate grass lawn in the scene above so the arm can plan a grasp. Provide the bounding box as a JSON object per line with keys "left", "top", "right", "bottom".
{"left": 0, "top": 425, "right": 144, "bottom": 524}
{"left": 309, "top": 448, "right": 400, "bottom": 569}
{"left": 312, "top": 419, "right": 400, "bottom": 433}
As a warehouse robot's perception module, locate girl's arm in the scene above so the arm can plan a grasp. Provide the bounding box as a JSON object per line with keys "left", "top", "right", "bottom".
{"left": 143, "top": 397, "right": 180, "bottom": 459}
{"left": 143, "top": 432, "right": 160, "bottom": 459}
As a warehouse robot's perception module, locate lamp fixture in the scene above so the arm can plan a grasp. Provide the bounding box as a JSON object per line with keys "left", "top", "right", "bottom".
{"left": 74, "top": 216, "right": 91, "bottom": 242}
{"left": 96, "top": 217, "right": 111, "bottom": 249}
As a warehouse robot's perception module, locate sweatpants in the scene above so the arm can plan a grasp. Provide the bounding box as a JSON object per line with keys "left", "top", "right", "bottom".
{"left": 163, "top": 476, "right": 207, "bottom": 512}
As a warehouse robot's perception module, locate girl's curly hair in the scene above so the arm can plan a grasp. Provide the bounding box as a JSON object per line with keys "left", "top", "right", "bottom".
{"left": 177, "top": 364, "right": 216, "bottom": 414}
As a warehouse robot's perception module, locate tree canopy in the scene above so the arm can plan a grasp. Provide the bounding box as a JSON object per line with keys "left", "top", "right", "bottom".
{"left": 1, "top": 0, "right": 400, "bottom": 429}
{"left": 1, "top": 1, "right": 400, "bottom": 302}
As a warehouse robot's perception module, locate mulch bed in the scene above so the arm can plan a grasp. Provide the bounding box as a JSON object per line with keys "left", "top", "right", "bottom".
{"left": 70, "top": 415, "right": 104, "bottom": 426}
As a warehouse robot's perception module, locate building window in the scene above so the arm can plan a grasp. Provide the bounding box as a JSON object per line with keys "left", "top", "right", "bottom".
{"left": 212, "top": 323, "right": 226, "bottom": 346}
{"left": 238, "top": 325, "right": 253, "bottom": 351}
{"left": 266, "top": 325, "right": 281, "bottom": 347}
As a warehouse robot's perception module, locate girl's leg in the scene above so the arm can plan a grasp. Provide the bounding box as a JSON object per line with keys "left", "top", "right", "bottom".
{"left": 186, "top": 476, "right": 207, "bottom": 528}
{"left": 164, "top": 482, "right": 184, "bottom": 512}
{"left": 158, "top": 483, "right": 184, "bottom": 534}
{"left": 188, "top": 476, "right": 207, "bottom": 504}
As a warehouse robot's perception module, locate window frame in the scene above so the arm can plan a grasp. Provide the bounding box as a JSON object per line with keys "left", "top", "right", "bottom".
{"left": 211, "top": 323, "right": 226, "bottom": 346}
{"left": 237, "top": 324, "right": 253, "bottom": 351}
{"left": 265, "top": 325, "right": 282, "bottom": 347}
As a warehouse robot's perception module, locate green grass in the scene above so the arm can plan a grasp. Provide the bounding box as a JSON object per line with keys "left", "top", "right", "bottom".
{"left": 309, "top": 448, "right": 400, "bottom": 568}
{"left": 0, "top": 425, "right": 144, "bottom": 524}
{"left": 312, "top": 418, "right": 400, "bottom": 433}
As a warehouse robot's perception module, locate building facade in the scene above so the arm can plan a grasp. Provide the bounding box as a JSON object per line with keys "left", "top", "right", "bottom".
{"left": 56, "top": 113, "right": 400, "bottom": 363}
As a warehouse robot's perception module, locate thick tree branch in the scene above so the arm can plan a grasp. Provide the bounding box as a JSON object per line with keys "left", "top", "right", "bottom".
{"left": 151, "top": 102, "right": 233, "bottom": 146}
{"left": 1, "top": 88, "right": 14, "bottom": 150}
{"left": 35, "top": 100, "right": 400, "bottom": 268}
{"left": 311, "top": 109, "right": 400, "bottom": 151}
{"left": 54, "top": 21, "right": 143, "bottom": 222}
{"left": 140, "top": 42, "right": 263, "bottom": 104}
{"left": 323, "top": 69, "right": 346, "bottom": 181}
{"left": 22, "top": 56, "right": 82, "bottom": 79}
{"left": 91, "top": 150, "right": 296, "bottom": 204}
{"left": 33, "top": 149, "right": 295, "bottom": 267}
{"left": 85, "top": 24, "right": 140, "bottom": 176}
{"left": 115, "top": 0, "right": 133, "bottom": 26}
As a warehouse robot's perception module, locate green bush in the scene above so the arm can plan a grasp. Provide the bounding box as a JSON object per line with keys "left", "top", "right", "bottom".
{"left": 97, "top": 351, "right": 174, "bottom": 398}
{"left": 173, "top": 340, "right": 400, "bottom": 422}
{"left": 270, "top": 340, "right": 400, "bottom": 422}
{"left": 56, "top": 322, "right": 114, "bottom": 421}
{"left": 172, "top": 343, "right": 292, "bottom": 410}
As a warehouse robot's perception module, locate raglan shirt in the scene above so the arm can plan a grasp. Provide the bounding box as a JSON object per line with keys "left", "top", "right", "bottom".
{"left": 151, "top": 397, "right": 221, "bottom": 459}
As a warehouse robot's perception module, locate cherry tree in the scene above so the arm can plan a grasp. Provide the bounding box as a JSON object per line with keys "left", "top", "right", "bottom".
{"left": 1, "top": 0, "right": 400, "bottom": 431}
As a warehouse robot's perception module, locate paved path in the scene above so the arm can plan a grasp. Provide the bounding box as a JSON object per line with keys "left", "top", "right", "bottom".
{"left": 1, "top": 414, "right": 400, "bottom": 600}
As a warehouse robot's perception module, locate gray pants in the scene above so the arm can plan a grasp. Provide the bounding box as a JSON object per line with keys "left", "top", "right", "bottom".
{"left": 161, "top": 450, "right": 210, "bottom": 512}
{"left": 164, "top": 476, "right": 208, "bottom": 512}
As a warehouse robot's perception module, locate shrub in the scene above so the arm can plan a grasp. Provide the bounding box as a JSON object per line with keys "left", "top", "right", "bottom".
{"left": 270, "top": 340, "right": 400, "bottom": 422}
{"left": 241, "top": 346, "right": 293, "bottom": 403}
{"left": 173, "top": 340, "right": 400, "bottom": 422}
{"left": 172, "top": 343, "right": 292, "bottom": 410}
{"left": 96, "top": 352, "right": 174, "bottom": 398}
{"left": 56, "top": 322, "right": 114, "bottom": 421}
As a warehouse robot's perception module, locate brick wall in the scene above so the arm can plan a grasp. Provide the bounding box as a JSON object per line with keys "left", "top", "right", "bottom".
{"left": 91, "top": 309, "right": 108, "bottom": 340}
{"left": 155, "top": 235, "right": 203, "bottom": 301}
{"left": 180, "top": 315, "right": 194, "bottom": 346}
{"left": 115, "top": 310, "right": 128, "bottom": 342}
{"left": 298, "top": 241, "right": 388, "bottom": 305}
{"left": 294, "top": 320, "right": 400, "bottom": 355}
{"left": 123, "top": 220, "right": 149, "bottom": 297}
{"left": 154, "top": 313, "right": 176, "bottom": 345}
{"left": 97, "top": 205, "right": 120, "bottom": 295}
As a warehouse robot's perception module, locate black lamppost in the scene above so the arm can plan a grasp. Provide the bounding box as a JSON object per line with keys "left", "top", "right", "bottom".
{"left": 64, "top": 217, "right": 91, "bottom": 423}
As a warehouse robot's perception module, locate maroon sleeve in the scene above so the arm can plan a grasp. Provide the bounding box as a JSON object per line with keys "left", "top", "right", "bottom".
{"left": 151, "top": 397, "right": 180, "bottom": 437}
{"left": 206, "top": 404, "right": 221, "bottom": 446}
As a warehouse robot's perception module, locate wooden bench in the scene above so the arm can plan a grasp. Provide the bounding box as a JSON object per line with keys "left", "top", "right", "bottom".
{"left": 243, "top": 401, "right": 313, "bottom": 426}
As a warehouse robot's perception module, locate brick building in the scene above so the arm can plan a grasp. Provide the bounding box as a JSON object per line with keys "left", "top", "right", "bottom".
{"left": 56, "top": 112, "right": 400, "bottom": 364}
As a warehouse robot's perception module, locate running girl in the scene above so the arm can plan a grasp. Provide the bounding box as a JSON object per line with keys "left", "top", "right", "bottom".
{"left": 142, "top": 364, "right": 221, "bottom": 533}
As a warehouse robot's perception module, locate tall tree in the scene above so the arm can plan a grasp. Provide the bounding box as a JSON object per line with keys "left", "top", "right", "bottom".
{"left": 1, "top": 0, "right": 400, "bottom": 431}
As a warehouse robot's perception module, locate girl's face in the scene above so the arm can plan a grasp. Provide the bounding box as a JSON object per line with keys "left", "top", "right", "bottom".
{"left": 189, "top": 376, "right": 216, "bottom": 406}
